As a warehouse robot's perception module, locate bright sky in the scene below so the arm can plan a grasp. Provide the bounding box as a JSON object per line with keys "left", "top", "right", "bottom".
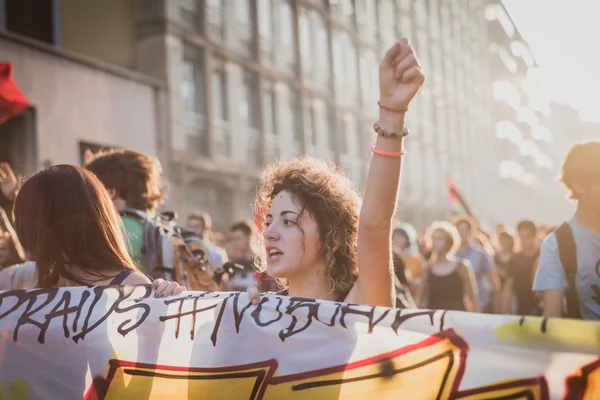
{"left": 502, "top": 0, "right": 600, "bottom": 123}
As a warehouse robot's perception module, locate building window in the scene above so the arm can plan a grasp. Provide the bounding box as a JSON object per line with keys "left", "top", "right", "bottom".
{"left": 234, "top": 0, "right": 256, "bottom": 58}
{"left": 378, "top": 0, "right": 395, "bottom": 45}
{"left": 414, "top": 0, "right": 428, "bottom": 27}
{"left": 333, "top": 30, "right": 359, "bottom": 104}
{"left": 298, "top": 8, "right": 311, "bottom": 79}
{"left": 4, "top": 0, "right": 57, "bottom": 44}
{"left": 211, "top": 58, "right": 231, "bottom": 159}
{"left": 181, "top": 47, "right": 206, "bottom": 154}
{"left": 258, "top": 0, "right": 275, "bottom": 64}
{"left": 206, "top": 0, "right": 226, "bottom": 42}
{"left": 340, "top": 113, "right": 364, "bottom": 186}
{"left": 300, "top": 10, "right": 330, "bottom": 91}
{"left": 326, "top": 104, "right": 336, "bottom": 156}
{"left": 277, "top": 0, "right": 297, "bottom": 76}
{"left": 263, "top": 80, "right": 279, "bottom": 161}
{"left": 241, "top": 69, "right": 261, "bottom": 166}
{"left": 359, "top": 49, "right": 379, "bottom": 110}
{"left": 289, "top": 89, "right": 303, "bottom": 154}
{"left": 179, "top": 0, "right": 202, "bottom": 32}
{"left": 356, "top": 0, "right": 378, "bottom": 44}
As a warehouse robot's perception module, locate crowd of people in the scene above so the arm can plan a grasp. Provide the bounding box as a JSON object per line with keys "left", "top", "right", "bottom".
{"left": 0, "top": 39, "right": 598, "bottom": 322}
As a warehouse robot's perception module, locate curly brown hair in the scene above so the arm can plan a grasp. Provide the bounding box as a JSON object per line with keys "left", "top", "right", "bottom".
{"left": 85, "top": 149, "right": 166, "bottom": 212}
{"left": 253, "top": 155, "right": 361, "bottom": 295}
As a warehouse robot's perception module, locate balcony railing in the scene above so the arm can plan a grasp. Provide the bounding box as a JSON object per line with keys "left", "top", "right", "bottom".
{"left": 213, "top": 118, "right": 232, "bottom": 159}
{"left": 184, "top": 111, "right": 207, "bottom": 155}
{"left": 264, "top": 133, "right": 280, "bottom": 162}
{"left": 244, "top": 127, "right": 262, "bottom": 167}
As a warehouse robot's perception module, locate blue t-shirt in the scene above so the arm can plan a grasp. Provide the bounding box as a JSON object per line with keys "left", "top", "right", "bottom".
{"left": 533, "top": 217, "right": 600, "bottom": 320}
{"left": 455, "top": 244, "right": 495, "bottom": 309}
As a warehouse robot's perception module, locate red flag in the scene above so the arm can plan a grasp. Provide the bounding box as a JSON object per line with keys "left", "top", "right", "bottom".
{"left": 445, "top": 174, "right": 474, "bottom": 217}
{"left": 0, "top": 63, "right": 29, "bottom": 124}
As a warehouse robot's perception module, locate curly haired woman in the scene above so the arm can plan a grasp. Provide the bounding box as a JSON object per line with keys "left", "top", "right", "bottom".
{"left": 248, "top": 39, "right": 424, "bottom": 308}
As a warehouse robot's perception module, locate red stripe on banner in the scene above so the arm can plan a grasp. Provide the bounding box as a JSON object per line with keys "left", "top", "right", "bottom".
{"left": 0, "top": 63, "right": 29, "bottom": 124}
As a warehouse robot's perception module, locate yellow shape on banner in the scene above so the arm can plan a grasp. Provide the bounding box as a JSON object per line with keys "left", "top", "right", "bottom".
{"left": 452, "top": 377, "right": 548, "bottom": 400}
{"left": 102, "top": 359, "right": 275, "bottom": 400}
{"left": 495, "top": 317, "right": 600, "bottom": 349}
{"left": 90, "top": 331, "right": 466, "bottom": 400}
{"left": 263, "top": 332, "right": 466, "bottom": 400}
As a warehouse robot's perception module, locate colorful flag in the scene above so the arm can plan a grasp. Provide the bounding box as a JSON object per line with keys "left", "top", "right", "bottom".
{"left": 0, "top": 286, "right": 598, "bottom": 399}
{"left": 445, "top": 174, "right": 473, "bottom": 217}
{"left": 0, "top": 63, "right": 29, "bottom": 125}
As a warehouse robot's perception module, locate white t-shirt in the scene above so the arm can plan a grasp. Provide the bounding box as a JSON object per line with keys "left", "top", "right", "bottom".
{"left": 533, "top": 217, "right": 600, "bottom": 320}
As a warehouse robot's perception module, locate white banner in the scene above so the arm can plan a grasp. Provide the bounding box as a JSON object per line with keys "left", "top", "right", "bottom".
{"left": 0, "top": 286, "right": 598, "bottom": 399}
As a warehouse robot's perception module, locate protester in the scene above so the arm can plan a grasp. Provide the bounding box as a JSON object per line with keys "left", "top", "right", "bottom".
{"left": 85, "top": 149, "right": 166, "bottom": 269}
{"left": 187, "top": 211, "right": 229, "bottom": 267}
{"left": 494, "top": 230, "right": 516, "bottom": 314}
{"left": 248, "top": 39, "right": 424, "bottom": 307}
{"left": 534, "top": 141, "right": 600, "bottom": 320}
{"left": 505, "top": 220, "right": 540, "bottom": 315}
{"left": 417, "top": 221, "right": 479, "bottom": 312}
{"left": 5, "top": 164, "right": 183, "bottom": 296}
{"left": 225, "top": 220, "right": 260, "bottom": 291}
{"left": 393, "top": 224, "right": 424, "bottom": 296}
{"left": 455, "top": 216, "right": 500, "bottom": 313}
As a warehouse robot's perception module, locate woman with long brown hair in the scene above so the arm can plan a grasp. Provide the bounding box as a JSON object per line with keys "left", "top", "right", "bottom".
{"left": 247, "top": 39, "right": 424, "bottom": 307}
{"left": 9, "top": 164, "right": 183, "bottom": 294}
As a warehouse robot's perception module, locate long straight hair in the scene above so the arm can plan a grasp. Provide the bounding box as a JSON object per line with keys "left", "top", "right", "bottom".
{"left": 13, "top": 165, "right": 137, "bottom": 288}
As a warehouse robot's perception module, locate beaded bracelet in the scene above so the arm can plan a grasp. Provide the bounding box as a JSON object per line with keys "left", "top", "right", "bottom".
{"left": 373, "top": 122, "right": 410, "bottom": 139}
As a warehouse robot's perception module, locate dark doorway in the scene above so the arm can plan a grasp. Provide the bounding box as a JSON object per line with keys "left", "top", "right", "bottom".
{"left": 4, "top": 0, "right": 56, "bottom": 44}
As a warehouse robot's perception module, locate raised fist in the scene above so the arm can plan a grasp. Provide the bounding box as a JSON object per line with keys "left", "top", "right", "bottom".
{"left": 379, "top": 38, "right": 425, "bottom": 112}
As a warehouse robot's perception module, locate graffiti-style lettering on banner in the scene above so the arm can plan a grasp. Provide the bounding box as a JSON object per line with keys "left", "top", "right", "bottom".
{"left": 0, "top": 286, "right": 598, "bottom": 399}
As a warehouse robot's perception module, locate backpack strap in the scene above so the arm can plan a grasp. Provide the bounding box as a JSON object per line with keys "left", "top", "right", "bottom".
{"left": 554, "top": 222, "right": 582, "bottom": 319}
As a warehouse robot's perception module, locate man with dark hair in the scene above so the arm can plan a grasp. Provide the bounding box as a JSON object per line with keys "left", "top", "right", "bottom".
{"left": 454, "top": 216, "right": 500, "bottom": 313}
{"left": 505, "top": 219, "right": 540, "bottom": 315}
{"left": 187, "top": 211, "right": 228, "bottom": 268}
{"left": 534, "top": 141, "right": 600, "bottom": 320}
{"left": 226, "top": 220, "right": 261, "bottom": 291}
{"left": 85, "top": 149, "right": 166, "bottom": 269}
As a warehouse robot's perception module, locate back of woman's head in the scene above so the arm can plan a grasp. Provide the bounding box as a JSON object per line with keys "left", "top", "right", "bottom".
{"left": 13, "top": 165, "right": 136, "bottom": 288}
{"left": 253, "top": 155, "right": 361, "bottom": 293}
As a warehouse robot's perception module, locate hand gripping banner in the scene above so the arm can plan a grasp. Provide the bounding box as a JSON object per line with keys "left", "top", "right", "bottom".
{"left": 0, "top": 286, "right": 598, "bottom": 399}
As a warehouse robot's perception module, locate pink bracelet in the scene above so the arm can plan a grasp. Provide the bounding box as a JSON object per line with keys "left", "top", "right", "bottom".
{"left": 371, "top": 143, "right": 406, "bottom": 157}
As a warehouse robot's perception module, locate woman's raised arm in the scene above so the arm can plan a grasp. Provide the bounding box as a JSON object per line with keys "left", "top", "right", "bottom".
{"left": 348, "top": 39, "right": 425, "bottom": 307}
